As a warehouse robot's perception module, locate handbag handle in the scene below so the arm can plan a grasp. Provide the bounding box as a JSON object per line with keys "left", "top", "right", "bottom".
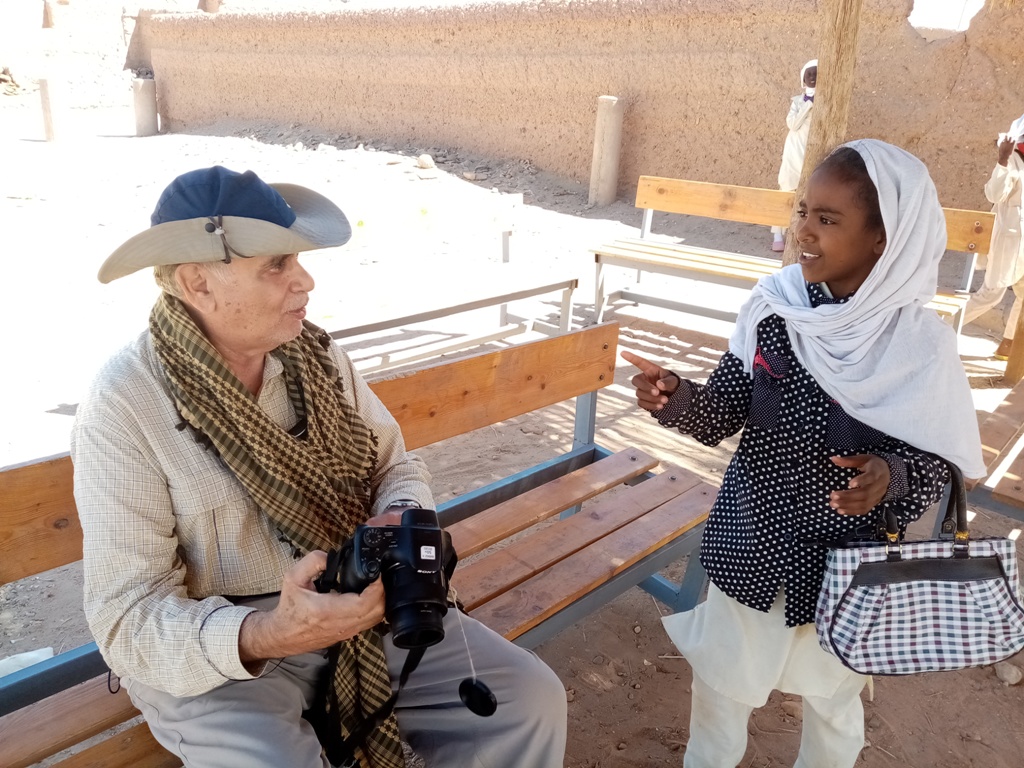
{"left": 936, "top": 460, "right": 968, "bottom": 545}
{"left": 882, "top": 458, "right": 969, "bottom": 556}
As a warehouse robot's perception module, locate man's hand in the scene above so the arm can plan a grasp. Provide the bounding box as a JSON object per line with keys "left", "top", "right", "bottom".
{"left": 621, "top": 350, "right": 680, "bottom": 412}
{"left": 829, "top": 454, "right": 890, "bottom": 516}
{"left": 238, "top": 550, "right": 385, "bottom": 665}
{"left": 998, "top": 135, "right": 1016, "bottom": 167}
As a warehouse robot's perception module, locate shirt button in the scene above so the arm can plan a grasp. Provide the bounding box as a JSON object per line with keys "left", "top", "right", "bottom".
{"left": 782, "top": 532, "right": 794, "bottom": 542}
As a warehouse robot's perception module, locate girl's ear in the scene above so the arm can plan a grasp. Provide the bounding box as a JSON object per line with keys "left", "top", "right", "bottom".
{"left": 872, "top": 227, "right": 887, "bottom": 258}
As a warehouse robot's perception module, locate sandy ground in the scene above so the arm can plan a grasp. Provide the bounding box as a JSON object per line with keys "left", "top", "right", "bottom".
{"left": 3, "top": 7, "right": 1024, "bottom": 767}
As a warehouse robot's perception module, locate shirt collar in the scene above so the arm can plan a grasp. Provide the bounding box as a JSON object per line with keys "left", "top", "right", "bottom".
{"left": 807, "top": 281, "right": 854, "bottom": 307}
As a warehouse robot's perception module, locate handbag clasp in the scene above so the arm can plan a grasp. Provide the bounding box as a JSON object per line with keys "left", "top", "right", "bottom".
{"left": 885, "top": 530, "right": 902, "bottom": 561}
{"left": 952, "top": 529, "right": 970, "bottom": 558}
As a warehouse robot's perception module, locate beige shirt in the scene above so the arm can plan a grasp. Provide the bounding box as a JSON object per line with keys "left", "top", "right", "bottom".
{"left": 71, "top": 331, "right": 432, "bottom": 697}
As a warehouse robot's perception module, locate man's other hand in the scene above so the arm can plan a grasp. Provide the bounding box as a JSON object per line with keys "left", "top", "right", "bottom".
{"left": 238, "top": 550, "right": 385, "bottom": 664}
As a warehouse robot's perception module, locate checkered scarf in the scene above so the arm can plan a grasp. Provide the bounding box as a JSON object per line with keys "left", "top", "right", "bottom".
{"left": 150, "top": 293, "right": 405, "bottom": 768}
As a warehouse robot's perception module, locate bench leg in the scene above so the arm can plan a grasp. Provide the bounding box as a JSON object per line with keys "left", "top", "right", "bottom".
{"left": 671, "top": 550, "right": 709, "bottom": 613}
{"left": 961, "top": 252, "right": 978, "bottom": 293}
{"left": 637, "top": 524, "right": 709, "bottom": 613}
{"left": 559, "top": 285, "right": 574, "bottom": 332}
{"left": 640, "top": 208, "right": 653, "bottom": 239}
{"left": 953, "top": 304, "right": 966, "bottom": 335}
{"left": 594, "top": 262, "right": 607, "bottom": 324}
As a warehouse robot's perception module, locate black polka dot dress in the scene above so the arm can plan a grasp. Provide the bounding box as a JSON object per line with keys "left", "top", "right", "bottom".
{"left": 654, "top": 283, "right": 948, "bottom": 627}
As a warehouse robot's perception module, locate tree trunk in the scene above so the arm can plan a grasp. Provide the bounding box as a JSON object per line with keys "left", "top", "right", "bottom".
{"left": 782, "top": 0, "right": 865, "bottom": 266}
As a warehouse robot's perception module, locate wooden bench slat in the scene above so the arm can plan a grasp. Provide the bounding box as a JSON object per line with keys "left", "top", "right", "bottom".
{"left": 597, "top": 242, "right": 965, "bottom": 320}
{"left": 370, "top": 322, "right": 618, "bottom": 451}
{"left": 52, "top": 722, "right": 179, "bottom": 768}
{"left": 990, "top": 449, "right": 1024, "bottom": 507}
{"left": 603, "top": 237, "right": 782, "bottom": 269}
{"left": 978, "top": 385, "right": 1024, "bottom": 474}
{"left": 453, "top": 466, "right": 701, "bottom": 609}
{"left": 0, "top": 675, "right": 142, "bottom": 768}
{"left": 633, "top": 176, "right": 995, "bottom": 251}
{"left": 635, "top": 176, "right": 795, "bottom": 228}
{"left": 942, "top": 207, "right": 996, "bottom": 253}
{"left": 327, "top": 269, "right": 577, "bottom": 340}
{"left": 596, "top": 249, "right": 775, "bottom": 283}
{"left": 470, "top": 481, "right": 715, "bottom": 640}
{"left": 0, "top": 453, "right": 80, "bottom": 584}
{"left": 598, "top": 248, "right": 777, "bottom": 278}
{"left": 598, "top": 239, "right": 976, "bottom": 310}
{"left": 447, "top": 448, "right": 659, "bottom": 559}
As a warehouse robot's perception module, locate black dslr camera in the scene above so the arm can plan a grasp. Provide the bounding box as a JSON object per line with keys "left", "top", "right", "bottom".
{"left": 315, "top": 507, "right": 454, "bottom": 650}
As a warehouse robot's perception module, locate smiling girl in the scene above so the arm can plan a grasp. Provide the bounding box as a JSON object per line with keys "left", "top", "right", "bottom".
{"left": 623, "top": 140, "right": 985, "bottom": 768}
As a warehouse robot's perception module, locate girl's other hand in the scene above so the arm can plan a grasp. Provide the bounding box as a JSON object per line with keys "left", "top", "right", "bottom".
{"left": 621, "top": 350, "right": 680, "bottom": 412}
{"left": 829, "top": 454, "right": 890, "bottom": 515}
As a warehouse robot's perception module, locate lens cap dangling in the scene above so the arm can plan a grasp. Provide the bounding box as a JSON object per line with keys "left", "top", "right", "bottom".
{"left": 459, "top": 677, "right": 497, "bottom": 717}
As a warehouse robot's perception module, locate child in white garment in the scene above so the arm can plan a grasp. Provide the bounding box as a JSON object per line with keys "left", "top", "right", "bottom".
{"left": 962, "top": 112, "right": 1024, "bottom": 360}
{"left": 771, "top": 59, "right": 817, "bottom": 252}
{"left": 625, "top": 140, "right": 985, "bottom": 768}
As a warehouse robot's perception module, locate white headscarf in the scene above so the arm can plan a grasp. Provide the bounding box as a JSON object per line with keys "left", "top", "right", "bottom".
{"left": 1009, "top": 112, "right": 1024, "bottom": 142}
{"left": 801, "top": 59, "right": 818, "bottom": 98}
{"left": 729, "top": 139, "right": 985, "bottom": 478}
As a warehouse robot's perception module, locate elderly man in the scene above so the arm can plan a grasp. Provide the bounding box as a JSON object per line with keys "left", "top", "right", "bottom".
{"left": 71, "top": 166, "right": 567, "bottom": 768}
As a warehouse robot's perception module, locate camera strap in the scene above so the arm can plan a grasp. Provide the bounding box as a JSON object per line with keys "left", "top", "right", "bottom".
{"left": 321, "top": 644, "right": 426, "bottom": 768}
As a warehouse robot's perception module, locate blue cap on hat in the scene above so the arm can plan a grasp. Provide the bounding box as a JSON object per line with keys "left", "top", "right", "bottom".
{"left": 151, "top": 166, "right": 298, "bottom": 229}
{"left": 99, "top": 165, "right": 350, "bottom": 283}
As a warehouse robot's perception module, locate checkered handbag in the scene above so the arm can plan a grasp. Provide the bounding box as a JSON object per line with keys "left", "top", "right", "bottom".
{"left": 815, "top": 460, "right": 1024, "bottom": 675}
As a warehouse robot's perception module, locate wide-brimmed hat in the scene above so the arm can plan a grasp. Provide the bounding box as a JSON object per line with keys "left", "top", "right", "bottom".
{"left": 98, "top": 165, "right": 352, "bottom": 283}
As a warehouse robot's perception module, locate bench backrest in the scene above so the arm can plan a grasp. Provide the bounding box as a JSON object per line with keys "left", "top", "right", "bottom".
{"left": 0, "top": 323, "right": 619, "bottom": 586}
{"left": 635, "top": 175, "right": 995, "bottom": 255}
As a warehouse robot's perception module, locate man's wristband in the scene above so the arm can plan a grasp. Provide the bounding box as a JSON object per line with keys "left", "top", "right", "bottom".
{"left": 386, "top": 499, "right": 420, "bottom": 510}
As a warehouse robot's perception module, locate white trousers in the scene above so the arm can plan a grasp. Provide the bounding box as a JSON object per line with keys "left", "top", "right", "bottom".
{"left": 663, "top": 585, "right": 867, "bottom": 768}
{"left": 964, "top": 274, "right": 1024, "bottom": 340}
{"left": 685, "top": 670, "right": 866, "bottom": 768}
{"left": 125, "top": 607, "right": 567, "bottom": 768}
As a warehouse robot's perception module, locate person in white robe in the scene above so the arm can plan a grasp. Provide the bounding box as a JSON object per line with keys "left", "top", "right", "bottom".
{"left": 962, "top": 112, "right": 1024, "bottom": 360}
{"left": 771, "top": 59, "right": 817, "bottom": 252}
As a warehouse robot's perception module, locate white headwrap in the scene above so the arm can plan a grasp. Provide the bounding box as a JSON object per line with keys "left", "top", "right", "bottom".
{"left": 801, "top": 58, "right": 817, "bottom": 98}
{"left": 729, "top": 139, "right": 985, "bottom": 478}
{"left": 1009, "top": 112, "right": 1024, "bottom": 142}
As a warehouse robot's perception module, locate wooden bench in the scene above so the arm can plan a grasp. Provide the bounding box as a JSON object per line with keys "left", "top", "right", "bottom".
{"left": 0, "top": 322, "right": 715, "bottom": 768}
{"left": 593, "top": 176, "right": 995, "bottom": 332}
{"left": 322, "top": 263, "right": 579, "bottom": 375}
{"left": 952, "top": 379, "right": 1024, "bottom": 533}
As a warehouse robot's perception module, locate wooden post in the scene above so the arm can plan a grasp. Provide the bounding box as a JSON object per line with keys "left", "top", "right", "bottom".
{"left": 39, "top": 79, "right": 62, "bottom": 141}
{"left": 588, "top": 95, "right": 624, "bottom": 207}
{"left": 42, "top": 0, "right": 56, "bottom": 28}
{"left": 782, "top": 0, "right": 865, "bottom": 266}
{"left": 133, "top": 78, "right": 159, "bottom": 136}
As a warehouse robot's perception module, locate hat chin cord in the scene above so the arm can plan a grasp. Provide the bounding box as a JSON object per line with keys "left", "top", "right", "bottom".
{"left": 205, "top": 216, "right": 255, "bottom": 264}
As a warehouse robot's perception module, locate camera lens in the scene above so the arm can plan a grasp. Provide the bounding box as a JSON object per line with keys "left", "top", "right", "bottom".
{"left": 388, "top": 603, "right": 447, "bottom": 649}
